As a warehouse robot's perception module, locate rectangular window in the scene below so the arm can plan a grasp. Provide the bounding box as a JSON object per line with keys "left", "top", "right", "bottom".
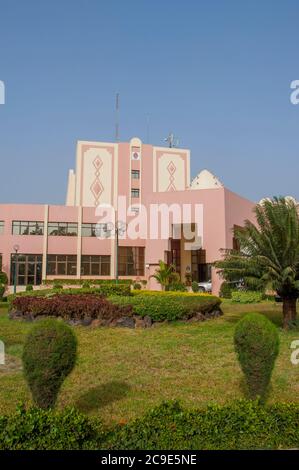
{"left": 131, "top": 189, "right": 140, "bottom": 198}
{"left": 131, "top": 170, "right": 140, "bottom": 179}
{"left": 81, "top": 223, "right": 110, "bottom": 237}
{"left": 81, "top": 255, "right": 111, "bottom": 276}
{"left": 0, "top": 221, "right": 4, "bottom": 235}
{"left": 46, "top": 255, "right": 77, "bottom": 276}
{"left": 118, "top": 247, "right": 145, "bottom": 276}
{"left": 48, "top": 222, "right": 78, "bottom": 236}
{"left": 10, "top": 254, "right": 43, "bottom": 285}
{"left": 12, "top": 221, "right": 44, "bottom": 236}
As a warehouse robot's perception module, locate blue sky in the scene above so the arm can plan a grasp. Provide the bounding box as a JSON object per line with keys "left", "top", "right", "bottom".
{"left": 0, "top": 0, "right": 298, "bottom": 204}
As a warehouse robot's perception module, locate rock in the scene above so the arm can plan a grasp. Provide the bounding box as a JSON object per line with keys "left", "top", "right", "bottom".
{"left": 81, "top": 316, "right": 92, "bottom": 326}
{"left": 143, "top": 315, "right": 153, "bottom": 328}
{"left": 114, "top": 317, "right": 135, "bottom": 329}
{"left": 91, "top": 319, "right": 102, "bottom": 328}
{"left": 134, "top": 316, "right": 145, "bottom": 328}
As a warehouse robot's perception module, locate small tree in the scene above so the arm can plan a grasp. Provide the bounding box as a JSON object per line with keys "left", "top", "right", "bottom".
{"left": 234, "top": 313, "right": 279, "bottom": 401}
{"left": 22, "top": 319, "right": 77, "bottom": 409}
{"left": 151, "top": 260, "right": 179, "bottom": 291}
{"left": 191, "top": 281, "right": 199, "bottom": 293}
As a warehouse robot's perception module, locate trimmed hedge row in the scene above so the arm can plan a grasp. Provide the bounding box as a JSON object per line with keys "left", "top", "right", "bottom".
{"left": 110, "top": 291, "right": 222, "bottom": 322}
{"left": 1, "top": 400, "right": 299, "bottom": 450}
{"left": 10, "top": 294, "right": 133, "bottom": 321}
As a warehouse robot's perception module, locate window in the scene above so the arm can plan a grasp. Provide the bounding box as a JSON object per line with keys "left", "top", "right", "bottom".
{"left": 131, "top": 170, "right": 140, "bottom": 179}
{"left": 0, "top": 221, "right": 4, "bottom": 235}
{"left": 48, "top": 222, "right": 78, "bottom": 236}
{"left": 81, "top": 255, "right": 111, "bottom": 276}
{"left": 131, "top": 189, "right": 140, "bottom": 198}
{"left": 10, "top": 254, "right": 43, "bottom": 285}
{"left": 118, "top": 247, "right": 145, "bottom": 276}
{"left": 12, "top": 221, "right": 44, "bottom": 236}
{"left": 81, "top": 223, "right": 110, "bottom": 237}
{"left": 47, "top": 255, "right": 77, "bottom": 275}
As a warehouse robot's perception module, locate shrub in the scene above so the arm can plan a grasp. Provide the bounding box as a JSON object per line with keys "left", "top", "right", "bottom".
{"left": 133, "top": 282, "right": 142, "bottom": 290}
{"left": 231, "top": 290, "right": 264, "bottom": 303}
{"left": 25, "top": 285, "right": 33, "bottom": 292}
{"left": 2, "top": 400, "right": 299, "bottom": 450}
{"left": 110, "top": 291, "right": 221, "bottom": 322}
{"left": 53, "top": 282, "right": 63, "bottom": 290}
{"left": 0, "top": 284, "right": 5, "bottom": 301}
{"left": 234, "top": 313, "right": 279, "bottom": 401}
{"left": 106, "top": 400, "right": 299, "bottom": 450}
{"left": 219, "top": 281, "right": 233, "bottom": 299}
{"left": 0, "top": 271, "right": 8, "bottom": 285}
{"left": 0, "top": 405, "right": 102, "bottom": 450}
{"left": 191, "top": 281, "right": 199, "bottom": 293}
{"left": 11, "top": 293, "right": 133, "bottom": 322}
{"left": 167, "top": 282, "right": 187, "bottom": 292}
{"left": 82, "top": 281, "right": 91, "bottom": 289}
{"left": 22, "top": 319, "right": 77, "bottom": 409}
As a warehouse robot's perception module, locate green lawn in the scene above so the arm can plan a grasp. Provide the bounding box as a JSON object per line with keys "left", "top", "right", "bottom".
{"left": 1, "top": 300, "right": 299, "bottom": 424}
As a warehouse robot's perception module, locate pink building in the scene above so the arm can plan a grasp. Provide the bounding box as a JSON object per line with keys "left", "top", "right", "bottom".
{"left": 0, "top": 137, "right": 255, "bottom": 294}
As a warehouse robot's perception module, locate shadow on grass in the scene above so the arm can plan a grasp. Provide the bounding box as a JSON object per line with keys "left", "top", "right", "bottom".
{"left": 223, "top": 306, "right": 283, "bottom": 328}
{"left": 75, "top": 381, "right": 131, "bottom": 413}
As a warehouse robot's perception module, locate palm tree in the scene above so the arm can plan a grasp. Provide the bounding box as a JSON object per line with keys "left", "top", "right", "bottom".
{"left": 151, "top": 260, "right": 179, "bottom": 291}
{"left": 215, "top": 197, "right": 299, "bottom": 329}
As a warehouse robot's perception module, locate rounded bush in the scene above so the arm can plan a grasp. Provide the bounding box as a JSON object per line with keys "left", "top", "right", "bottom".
{"left": 25, "top": 285, "right": 33, "bottom": 292}
{"left": 191, "top": 281, "right": 199, "bottom": 293}
{"left": 234, "top": 313, "right": 279, "bottom": 400}
{"left": 22, "top": 319, "right": 77, "bottom": 409}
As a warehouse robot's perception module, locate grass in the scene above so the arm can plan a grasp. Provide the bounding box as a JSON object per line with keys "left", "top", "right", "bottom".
{"left": 0, "top": 300, "right": 299, "bottom": 424}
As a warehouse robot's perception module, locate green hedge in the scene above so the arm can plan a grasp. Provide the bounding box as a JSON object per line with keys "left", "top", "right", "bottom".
{"left": 231, "top": 291, "right": 264, "bottom": 304}
{"left": 110, "top": 291, "right": 221, "bottom": 322}
{"left": 0, "top": 405, "right": 102, "bottom": 450}
{"left": 42, "top": 279, "right": 132, "bottom": 286}
{"left": 1, "top": 400, "right": 299, "bottom": 450}
{"left": 106, "top": 400, "right": 299, "bottom": 450}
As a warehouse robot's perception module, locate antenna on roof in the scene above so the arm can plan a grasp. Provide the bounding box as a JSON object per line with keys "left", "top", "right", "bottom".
{"left": 115, "top": 92, "right": 120, "bottom": 142}
{"left": 164, "top": 132, "right": 179, "bottom": 148}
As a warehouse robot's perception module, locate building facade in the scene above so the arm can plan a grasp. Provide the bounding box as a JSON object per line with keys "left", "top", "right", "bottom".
{"left": 0, "top": 137, "right": 255, "bottom": 294}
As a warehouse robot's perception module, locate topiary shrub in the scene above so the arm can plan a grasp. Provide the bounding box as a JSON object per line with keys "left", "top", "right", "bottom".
{"left": 22, "top": 319, "right": 77, "bottom": 409}
{"left": 167, "top": 282, "right": 187, "bottom": 292}
{"left": 133, "top": 282, "right": 142, "bottom": 290}
{"left": 191, "top": 281, "right": 199, "bottom": 293}
{"left": 219, "top": 281, "right": 233, "bottom": 299}
{"left": 234, "top": 313, "right": 279, "bottom": 401}
{"left": 25, "top": 285, "right": 33, "bottom": 292}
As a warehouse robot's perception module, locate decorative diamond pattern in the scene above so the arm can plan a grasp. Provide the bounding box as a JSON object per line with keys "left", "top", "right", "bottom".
{"left": 166, "top": 160, "right": 177, "bottom": 191}
{"left": 90, "top": 155, "right": 104, "bottom": 206}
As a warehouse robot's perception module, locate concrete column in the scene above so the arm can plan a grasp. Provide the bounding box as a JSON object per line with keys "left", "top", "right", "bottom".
{"left": 76, "top": 206, "right": 82, "bottom": 279}
{"left": 42, "top": 205, "right": 49, "bottom": 281}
